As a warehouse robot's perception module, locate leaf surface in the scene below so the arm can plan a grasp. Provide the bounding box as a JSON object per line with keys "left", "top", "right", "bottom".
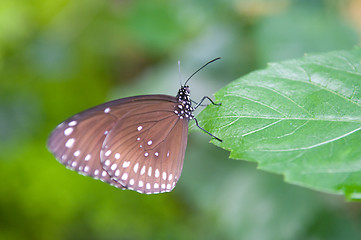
{"left": 198, "top": 48, "right": 361, "bottom": 200}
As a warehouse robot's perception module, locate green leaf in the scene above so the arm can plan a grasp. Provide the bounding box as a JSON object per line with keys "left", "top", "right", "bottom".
{"left": 198, "top": 47, "right": 361, "bottom": 200}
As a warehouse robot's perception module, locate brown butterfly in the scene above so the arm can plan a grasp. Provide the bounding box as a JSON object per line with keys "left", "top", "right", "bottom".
{"left": 47, "top": 58, "right": 222, "bottom": 194}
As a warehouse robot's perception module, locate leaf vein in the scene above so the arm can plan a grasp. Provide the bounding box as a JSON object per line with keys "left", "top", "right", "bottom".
{"left": 248, "top": 125, "right": 361, "bottom": 152}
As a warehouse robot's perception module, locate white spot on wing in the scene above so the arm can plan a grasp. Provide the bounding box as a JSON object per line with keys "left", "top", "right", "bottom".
{"left": 146, "top": 183, "right": 151, "bottom": 190}
{"left": 137, "top": 137, "right": 140, "bottom": 141}
{"left": 147, "top": 140, "right": 152, "bottom": 145}
{"left": 115, "top": 169, "right": 120, "bottom": 176}
{"left": 94, "top": 169, "right": 99, "bottom": 176}
{"left": 85, "top": 154, "right": 91, "bottom": 161}
{"left": 155, "top": 152, "right": 159, "bottom": 156}
{"left": 105, "top": 150, "right": 111, "bottom": 157}
{"left": 168, "top": 174, "right": 173, "bottom": 181}
{"left": 138, "top": 181, "right": 144, "bottom": 187}
{"left": 115, "top": 153, "right": 120, "bottom": 159}
{"left": 104, "top": 107, "right": 111, "bottom": 113}
{"left": 137, "top": 126, "right": 143, "bottom": 131}
{"left": 111, "top": 163, "right": 117, "bottom": 171}
{"left": 123, "top": 161, "right": 130, "bottom": 168}
{"left": 162, "top": 172, "right": 167, "bottom": 180}
{"left": 129, "top": 179, "right": 134, "bottom": 185}
{"left": 155, "top": 169, "right": 160, "bottom": 178}
{"left": 65, "top": 138, "right": 75, "bottom": 148}
{"left": 154, "top": 183, "right": 159, "bottom": 188}
{"left": 167, "top": 151, "right": 170, "bottom": 157}
{"left": 133, "top": 163, "right": 139, "bottom": 173}
{"left": 121, "top": 173, "right": 128, "bottom": 180}
{"left": 105, "top": 160, "right": 110, "bottom": 166}
{"left": 148, "top": 167, "right": 152, "bottom": 177}
{"left": 140, "top": 165, "right": 146, "bottom": 175}
{"left": 74, "top": 150, "right": 80, "bottom": 157}
{"left": 64, "top": 128, "right": 73, "bottom": 136}
{"left": 144, "top": 152, "right": 149, "bottom": 157}
{"left": 68, "top": 121, "right": 77, "bottom": 126}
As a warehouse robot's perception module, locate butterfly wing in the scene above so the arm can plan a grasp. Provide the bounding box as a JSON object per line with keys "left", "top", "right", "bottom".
{"left": 47, "top": 95, "right": 188, "bottom": 193}
{"left": 100, "top": 101, "right": 188, "bottom": 194}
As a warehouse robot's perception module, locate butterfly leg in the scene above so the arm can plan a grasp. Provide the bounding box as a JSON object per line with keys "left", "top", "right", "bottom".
{"left": 194, "top": 118, "right": 222, "bottom": 142}
{"left": 193, "top": 96, "right": 221, "bottom": 109}
{"left": 191, "top": 100, "right": 207, "bottom": 107}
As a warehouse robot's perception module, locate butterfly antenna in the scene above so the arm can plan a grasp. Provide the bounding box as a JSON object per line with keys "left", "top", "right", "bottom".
{"left": 178, "top": 60, "right": 182, "bottom": 86}
{"left": 184, "top": 57, "right": 221, "bottom": 86}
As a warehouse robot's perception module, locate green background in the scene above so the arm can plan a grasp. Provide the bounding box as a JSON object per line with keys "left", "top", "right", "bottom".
{"left": 1, "top": 0, "right": 360, "bottom": 239}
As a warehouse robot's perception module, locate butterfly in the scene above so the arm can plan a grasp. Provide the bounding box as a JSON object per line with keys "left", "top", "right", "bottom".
{"left": 47, "top": 58, "right": 222, "bottom": 194}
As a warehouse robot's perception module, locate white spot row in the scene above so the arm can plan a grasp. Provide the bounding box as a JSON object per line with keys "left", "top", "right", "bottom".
{"left": 129, "top": 181, "right": 176, "bottom": 192}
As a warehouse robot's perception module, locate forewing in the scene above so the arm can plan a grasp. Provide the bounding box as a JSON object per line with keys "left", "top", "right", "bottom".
{"left": 100, "top": 102, "right": 189, "bottom": 194}
{"left": 47, "top": 95, "right": 177, "bottom": 190}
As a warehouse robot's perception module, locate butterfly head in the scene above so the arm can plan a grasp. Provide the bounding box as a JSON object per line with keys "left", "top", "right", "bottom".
{"left": 177, "top": 85, "right": 190, "bottom": 100}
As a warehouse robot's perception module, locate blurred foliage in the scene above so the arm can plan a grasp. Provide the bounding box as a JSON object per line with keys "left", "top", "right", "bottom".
{"left": 0, "top": 0, "right": 360, "bottom": 239}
